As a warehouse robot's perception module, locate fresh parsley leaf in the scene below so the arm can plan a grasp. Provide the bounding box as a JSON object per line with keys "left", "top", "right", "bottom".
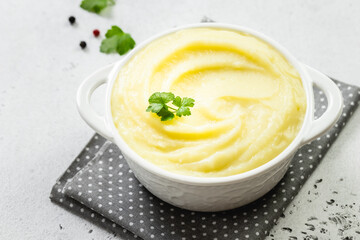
{"left": 105, "top": 26, "right": 123, "bottom": 37}
{"left": 172, "top": 96, "right": 182, "bottom": 107}
{"left": 176, "top": 97, "right": 194, "bottom": 117}
{"left": 146, "top": 103, "right": 163, "bottom": 114}
{"left": 146, "top": 92, "right": 195, "bottom": 121}
{"left": 99, "top": 35, "right": 119, "bottom": 53}
{"left": 181, "top": 97, "right": 195, "bottom": 107}
{"left": 100, "top": 26, "right": 136, "bottom": 55}
{"left": 80, "top": 0, "right": 114, "bottom": 14}
{"left": 116, "top": 34, "right": 136, "bottom": 55}
{"left": 176, "top": 105, "right": 192, "bottom": 117}
{"left": 172, "top": 96, "right": 194, "bottom": 117}
{"left": 149, "top": 92, "right": 175, "bottom": 104}
{"left": 157, "top": 108, "right": 175, "bottom": 121}
{"left": 146, "top": 92, "right": 174, "bottom": 115}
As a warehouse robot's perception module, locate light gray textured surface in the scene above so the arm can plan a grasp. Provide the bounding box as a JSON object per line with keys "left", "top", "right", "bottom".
{"left": 0, "top": 0, "right": 359, "bottom": 239}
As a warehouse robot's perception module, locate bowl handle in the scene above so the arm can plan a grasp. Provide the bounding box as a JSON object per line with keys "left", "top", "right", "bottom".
{"left": 301, "top": 64, "right": 343, "bottom": 144}
{"left": 76, "top": 64, "right": 114, "bottom": 141}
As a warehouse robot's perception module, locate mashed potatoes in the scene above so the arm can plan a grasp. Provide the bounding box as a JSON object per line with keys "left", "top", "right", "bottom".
{"left": 111, "top": 28, "right": 306, "bottom": 177}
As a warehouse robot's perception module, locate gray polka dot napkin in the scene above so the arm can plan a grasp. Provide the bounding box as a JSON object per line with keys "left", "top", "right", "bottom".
{"left": 51, "top": 79, "right": 360, "bottom": 240}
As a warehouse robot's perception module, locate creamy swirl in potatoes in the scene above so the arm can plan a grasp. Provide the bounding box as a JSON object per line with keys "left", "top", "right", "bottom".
{"left": 111, "top": 28, "right": 306, "bottom": 177}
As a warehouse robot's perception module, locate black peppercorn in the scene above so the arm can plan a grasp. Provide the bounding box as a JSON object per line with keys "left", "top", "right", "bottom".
{"left": 80, "top": 41, "right": 87, "bottom": 49}
{"left": 69, "top": 16, "right": 76, "bottom": 25}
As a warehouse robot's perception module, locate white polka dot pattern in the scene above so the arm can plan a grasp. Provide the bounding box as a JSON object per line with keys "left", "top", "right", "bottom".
{"left": 51, "top": 80, "right": 360, "bottom": 240}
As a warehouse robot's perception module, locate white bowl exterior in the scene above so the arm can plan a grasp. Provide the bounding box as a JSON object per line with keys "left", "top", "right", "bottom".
{"left": 96, "top": 23, "right": 322, "bottom": 211}
{"left": 125, "top": 151, "right": 293, "bottom": 211}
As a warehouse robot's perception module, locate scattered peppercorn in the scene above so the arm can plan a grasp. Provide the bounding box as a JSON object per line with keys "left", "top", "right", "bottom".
{"left": 281, "top": 227, "right": 293, "bottom": 233}
{"left": 315, "top": 178, "right": 323, "bottom": 184}
{"left": 80, "top": 41, "right": 87, "bottom": 49}
{"left": 93, "top": 29, "right": 100, "bottom": 37}
{"left": 69, "top": 16, "right": 76, "bottom": 25}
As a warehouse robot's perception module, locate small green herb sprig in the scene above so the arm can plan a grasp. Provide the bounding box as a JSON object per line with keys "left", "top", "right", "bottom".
{"left": 100, "top": 26, "right": 136, "bottom": 55}
{"left": 146, "top": 92, "right": 195, "bottom": 121}
{"left": 80, "top": 0, "right": 115, "bottom": 14}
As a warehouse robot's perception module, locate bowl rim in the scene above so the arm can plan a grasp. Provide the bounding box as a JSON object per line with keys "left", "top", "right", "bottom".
{"left": 104, "top": 23, "right": 314, "bottom": 186}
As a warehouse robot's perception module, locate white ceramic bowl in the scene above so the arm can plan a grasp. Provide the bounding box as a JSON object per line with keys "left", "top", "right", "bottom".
{"left": 77, "top": 23, "right": 343, "bottom": 212}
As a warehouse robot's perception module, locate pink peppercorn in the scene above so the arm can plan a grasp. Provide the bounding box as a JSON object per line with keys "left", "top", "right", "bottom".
{"left": 93, "top": 29, "right": 100, "bottom": 37}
